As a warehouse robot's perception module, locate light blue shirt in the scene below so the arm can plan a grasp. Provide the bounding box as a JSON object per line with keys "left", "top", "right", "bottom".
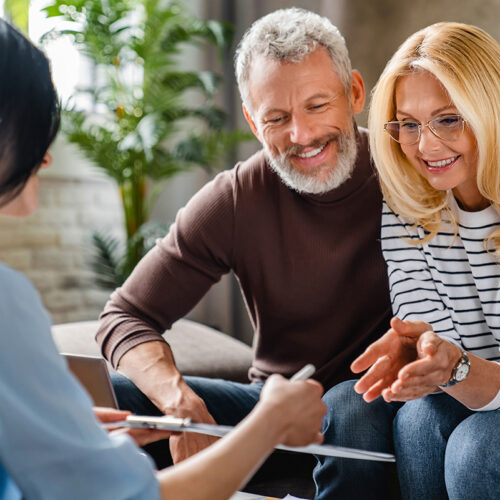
{"left": 0, "top": 264, "right": 160, "bottom": 500}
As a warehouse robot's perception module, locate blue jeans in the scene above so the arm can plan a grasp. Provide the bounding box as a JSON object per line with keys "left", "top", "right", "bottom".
{"left": 111, "top": 375, "right": 400, "bottom": 499}
{"left": 314, "top": 380, "right": 401, "bottom": 500}
{"left": 393, "top": 393, "right": 500, "bottom": 500}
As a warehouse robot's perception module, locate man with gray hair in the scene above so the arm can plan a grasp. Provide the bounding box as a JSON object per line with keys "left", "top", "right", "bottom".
{"left": 97, "top": 8, "right": 397, "bottom": 499}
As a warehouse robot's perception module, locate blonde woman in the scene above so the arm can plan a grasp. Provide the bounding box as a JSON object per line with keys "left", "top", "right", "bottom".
{"left": 351, "top": 22, "right": 500, "bottom": 499}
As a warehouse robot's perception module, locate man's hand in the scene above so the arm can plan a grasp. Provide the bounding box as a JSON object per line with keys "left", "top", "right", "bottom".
{"left": 161, "top": 376, "right": 219, "bottom": 463}
{"left": 94, "top": 407, "right": 172, "bottom": 446}
{"left": 258, "top": 374, "right": 326, "bottom": 447}
{"left": 116, "top": 341, "right": 218, "bottom": 463}
{"left": 351, "top": 317, "right": 434, "bottom": 402}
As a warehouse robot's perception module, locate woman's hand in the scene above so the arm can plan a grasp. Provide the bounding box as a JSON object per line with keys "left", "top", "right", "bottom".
{"left": 350, "top": 317, "right": 429, "bottom": 401}
{"left": 258, "top": 374, "right": 326, "bottom": 447}
{"left": 94, "top": 407, "right": 172, "bottom": 447}
{"left": 351, "top": 317, "right": 461, "bottom": 402}
{"left": 380, "top": 330, "right": 462, "bottom": 401}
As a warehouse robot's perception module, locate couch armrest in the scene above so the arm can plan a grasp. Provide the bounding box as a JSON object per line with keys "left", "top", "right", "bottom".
{"left": 51, "top": 319, "right": 253, "bottom": 383}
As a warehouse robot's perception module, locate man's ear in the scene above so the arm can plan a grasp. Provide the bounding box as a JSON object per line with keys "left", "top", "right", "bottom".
{"left": 242, "top": 104, "right": 262, "bottom": 143}
{"left": 349, "top": 70, "right": 366, "bottom": 115}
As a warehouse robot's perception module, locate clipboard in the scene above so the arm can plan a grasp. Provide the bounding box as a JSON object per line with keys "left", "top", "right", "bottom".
{"left": 104, "top": 415, "right": 395, "bottom": 463}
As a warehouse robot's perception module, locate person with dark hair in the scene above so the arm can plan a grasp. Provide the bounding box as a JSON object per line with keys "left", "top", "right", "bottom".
{"left": 0, "top": 18, "right": 59, "bottom": 212}
{"left": 0, "top": 18, "right": 326, "bottom": 500}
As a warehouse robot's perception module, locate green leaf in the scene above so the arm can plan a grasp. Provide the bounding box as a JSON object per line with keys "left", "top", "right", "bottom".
{"left": 4, "top": 0, "right": 30, "bottom": 34}
{"left": 44, "top": 0, "right": 254, "bottom": 285}
{"left": 88, "top": 231, "right": 125, "bottom": 289}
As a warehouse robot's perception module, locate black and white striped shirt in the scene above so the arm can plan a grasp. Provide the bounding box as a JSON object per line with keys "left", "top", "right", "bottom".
{"left": 381, "top": 197, "right": 500, "bottom": 364}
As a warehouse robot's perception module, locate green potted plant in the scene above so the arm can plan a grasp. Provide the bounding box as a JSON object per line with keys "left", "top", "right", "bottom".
{"left": 43, "top": 0, "right": 251, "bottom": 288}
{"left": 3, "top": 0, "right": 30, "bottom": 33}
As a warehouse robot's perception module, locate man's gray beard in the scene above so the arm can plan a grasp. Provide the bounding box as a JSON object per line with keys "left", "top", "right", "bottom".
{"left": 265, "top": 128, "right": 358, "bottom": 195}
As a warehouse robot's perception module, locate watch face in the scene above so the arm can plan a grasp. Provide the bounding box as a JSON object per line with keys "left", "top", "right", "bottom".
{"left": 455, "top": 363, "right": 470, "bottom": 381}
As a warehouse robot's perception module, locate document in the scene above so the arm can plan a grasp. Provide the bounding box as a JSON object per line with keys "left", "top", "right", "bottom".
{"left": 106, "top": 414, "right": 396, "bottom": 462}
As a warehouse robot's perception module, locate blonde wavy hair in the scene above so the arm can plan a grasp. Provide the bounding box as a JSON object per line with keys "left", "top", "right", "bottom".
{"left": 369, "top": 22, "right": 500, "bottom": 252}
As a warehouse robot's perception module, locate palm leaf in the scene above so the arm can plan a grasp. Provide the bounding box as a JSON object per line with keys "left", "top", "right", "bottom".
{"left": 43, "top": 0, "right": 255, "bottom": 288}
{"left": 89, "top": 231, "right": 125, "bottom": 289}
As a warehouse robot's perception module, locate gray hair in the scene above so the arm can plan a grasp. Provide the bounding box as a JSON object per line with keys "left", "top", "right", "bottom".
{"left": 235, "top": 8, "right": 352, "bottom": 111}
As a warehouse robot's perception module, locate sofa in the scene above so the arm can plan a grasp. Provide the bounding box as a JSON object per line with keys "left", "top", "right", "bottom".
{"left": 51, "top": 319, "right": 317, "bottom": 499}
{"left": 51, "top": 319, "right": 253, "bottom": 382}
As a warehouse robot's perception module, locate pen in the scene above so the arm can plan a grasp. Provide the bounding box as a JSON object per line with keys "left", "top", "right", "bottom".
{"left": 290, "top": 363, "right": 316, "bottom": 381}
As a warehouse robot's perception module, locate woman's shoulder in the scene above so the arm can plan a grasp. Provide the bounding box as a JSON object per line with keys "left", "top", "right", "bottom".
{"left": 381, "top": 200, "right": 419, "bottom": 237}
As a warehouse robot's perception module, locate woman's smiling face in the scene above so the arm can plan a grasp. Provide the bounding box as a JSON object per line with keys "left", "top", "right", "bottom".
{"left": 395, "top": 70, "right": 487, "bottom": 211}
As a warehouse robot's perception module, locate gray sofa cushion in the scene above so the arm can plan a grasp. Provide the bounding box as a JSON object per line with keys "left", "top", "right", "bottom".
{"left": 51, "top": 319, "right": 253, "bottom": 383}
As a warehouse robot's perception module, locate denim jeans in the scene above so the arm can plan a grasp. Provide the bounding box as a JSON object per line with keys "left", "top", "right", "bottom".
{"left": 111, "top": 375, "right": 401, "bottom": 499}
{"left": 313, "top": 380, "right": 402, "bottom": 500}
{"left": 393, "top": 392, "right": 500, "bottom": 500}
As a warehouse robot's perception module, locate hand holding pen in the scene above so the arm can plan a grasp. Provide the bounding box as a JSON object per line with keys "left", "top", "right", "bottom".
{"left": 258, "top": 364, "right": 326, "bottom": 447}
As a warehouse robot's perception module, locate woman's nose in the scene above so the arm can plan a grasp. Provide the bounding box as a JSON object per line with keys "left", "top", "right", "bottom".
{"left": 418, "top": 125, "right": 442, "bottom": 154}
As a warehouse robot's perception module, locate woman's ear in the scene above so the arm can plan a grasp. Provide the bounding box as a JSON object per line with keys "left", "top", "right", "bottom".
{"left": 40, "top": 152, "right": 52, "bottom": 170}
{"left": 350, "top": 70, "right": 366, "bottom": 115}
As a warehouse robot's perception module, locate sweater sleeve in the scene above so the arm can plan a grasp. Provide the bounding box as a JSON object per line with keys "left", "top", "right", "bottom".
{"left": 97, "top": 170, "right": 236, "bottom": 368}
{"left": 380, "top": 202, "right": 461, "bottom": 345}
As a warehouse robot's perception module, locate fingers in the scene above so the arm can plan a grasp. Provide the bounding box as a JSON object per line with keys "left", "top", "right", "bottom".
{"left": 353, "top": 352, "right": 398, "bottom": 394}
{"left": 381, "top": 384, "right": 437, "bottom": 402}
{"left": 351, "top": 331, "right": 396, "bottom": 373}
{"left": 383, "top": 378, "right": 438, "bottom": 401}
{"left": 381, "top": 338, "right": 459, "bottom": 401}
{"left": 391, "top": 317, "right": 432, "bottom": 337}
{"left": 170, "top": 432, "right": 219, "bottom": 463}
{"left": 358, "top": 378, "right": 388, "bottom": 403}
{"left": 398, "top": 334, "right": 455, "bottom": 381}
{"left": 94, "top": 407, "right": 131, "bottom": 423}
{"left": 112, "top": 427, "right": 172, "bottom": 447}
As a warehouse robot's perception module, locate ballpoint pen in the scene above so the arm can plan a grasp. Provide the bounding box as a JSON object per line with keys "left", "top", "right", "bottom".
{"left": 290, "top": 363, "right": 316, "bottom": 381}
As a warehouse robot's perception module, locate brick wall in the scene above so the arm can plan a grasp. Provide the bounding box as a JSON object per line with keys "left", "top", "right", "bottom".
{"left": 0, "top": 174, "right": 123, "bottom": 325}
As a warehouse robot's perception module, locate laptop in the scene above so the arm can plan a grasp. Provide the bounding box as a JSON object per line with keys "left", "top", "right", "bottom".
{"left": 63, "top": 353, "right": 118, "bottom": 408}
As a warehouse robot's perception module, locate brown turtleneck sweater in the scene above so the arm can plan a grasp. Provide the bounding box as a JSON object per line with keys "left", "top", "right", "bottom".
{"left": 97, "top": 128, "right": 391, "bottom": 390}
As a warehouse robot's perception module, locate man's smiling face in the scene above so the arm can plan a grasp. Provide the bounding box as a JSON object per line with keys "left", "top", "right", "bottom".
{"left": 243, "top": 47, "right": 365, "bottom": 194}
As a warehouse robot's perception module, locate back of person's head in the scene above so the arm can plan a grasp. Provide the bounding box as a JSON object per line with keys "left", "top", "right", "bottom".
{"left": 235, "top": 7, "right": 352, "bottom": 112}
{"left": 369, "top": 22, "right": 500, "bottom": 240}
{"left": 0, "top": 19, "right": 60, "bottom": 207}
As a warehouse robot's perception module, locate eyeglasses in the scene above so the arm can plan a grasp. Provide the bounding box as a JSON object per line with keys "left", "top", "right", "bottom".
{"left": 383, "top": 114, "right": 466, "bottom": 145}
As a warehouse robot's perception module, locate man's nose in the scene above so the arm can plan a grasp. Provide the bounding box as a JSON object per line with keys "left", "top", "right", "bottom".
{"left": 288, "top": 115, "right": 316, "bottom": 145}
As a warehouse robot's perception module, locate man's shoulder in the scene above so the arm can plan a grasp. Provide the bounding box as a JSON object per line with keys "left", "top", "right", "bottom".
{"left": 232, "top": 149, "right": 273, "bottom": 185}
{"left": 206, "top": 149, "right": 276, "bottom": 198}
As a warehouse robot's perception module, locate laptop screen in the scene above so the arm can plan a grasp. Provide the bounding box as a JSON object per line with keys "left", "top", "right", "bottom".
{"left": 63, "top": 354, "right": 118, "bottom": 408}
